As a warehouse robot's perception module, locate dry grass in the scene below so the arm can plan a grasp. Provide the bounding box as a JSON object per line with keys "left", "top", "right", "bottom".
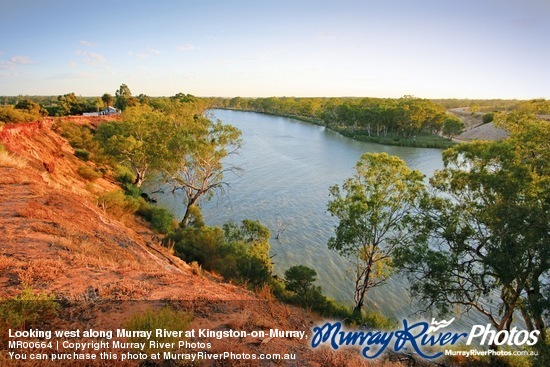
{"left": 310, "top": 347, "right": 404, "bottom": 367}
{"left": 0, "top": 355, "right": 138, "bottom": 367}
{"left": 190, "top": 261, "right": 202, "bottom": 276}
{"left": 0, "top": 255, "right": 21, "bottom": 272}
{"left": 16, "top": 258, "right": 65, "bottom": 285}
{"left": 50, "top": 231, "right": 154, "bottom": 272}
{"left": 0, "top": 150, "right": 27, "bottom": 168}
{"left": 98, "top": 279, "right": 151, "bottom": 299}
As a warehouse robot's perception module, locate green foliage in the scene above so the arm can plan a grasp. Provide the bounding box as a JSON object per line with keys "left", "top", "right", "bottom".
{"left": 482, "top": 112, "right": 494, "bottom": 124}
{"left": 138, "top": 203, "right": 177, "bottom": 234}
{"left": 171, "top": 217, "right": 272, "bottom": 289}
{"left": 54, "top": 93, "right": 84, "bottom": 116}
{"left": 0, "top": 286, "right": 60, "bottom": 345}
{"left": 114, "top": 83, "right": 138, "bottom": 111}
{"left": 442, "top": 115, "right": 464, "bottom": 139}
{"left": 272, "top": 264, "right": 396, "bottom": 328}
{"left": 224, "top": 96, "right": 449, "bottom": 142}
{"left": 173, "top": 118, "right": 242, "bottom": 227}
{"left": 124, "top": 306, "right": 192, "bottom": 354}
{"left": 172, "top": 223, "right": 226, "bottom": 271}
{"left": 101, "top": 93, "right": 113, "bottom": 108}
{"left": 222, "top": 219, "right": 271, "bottom": 270}
{"left": 342, "top": 131, "right": 456, "bottom": 148}
{"left": 327, "top": 152, "right": 425, "bottom": 313}
{"left": 97, "top": 190, "right": 140, "bottom": 219}
{"left": 56, "top": 121, "right": 101, "bottom": 153}
{"left": 122, "top": 183, "right": 142, "bottom": 199}
{"left": 533, "top": 340, "right": 550, "bottom": 367}
{"left": 516, "top": 99, "right": 550, "bottom": 114}
{"left": 284, "top": 265, "right": 323, "bottom": 307}
{"left": 14, "top": 99, "right": 48, "bottom": 116}
{"left": 77, "top": 165, "right": 102, "bottom": 181}
{"left": 96, "top": 105, "right": 190, "bottom": 187}
{"left": 114, "top": 165, "right": 136, "bottom": 186}
{"left": 0, "top": 105, "right": 44, "bottom": 123}
{"left": 74, "top": 148, "right": 90, "bottom": 161}
{"left": 395, "top": 112, "right": 549, "bottom": 338}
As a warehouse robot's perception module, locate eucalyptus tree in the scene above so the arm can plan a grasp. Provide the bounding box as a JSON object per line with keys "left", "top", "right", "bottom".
{"left": 167, "top": 117, "right": 242, "bottom": 228}
{"left": 101, "top": 93, "right": 113, "bottom": 108}
{"left": 395, "top": 111, "right": 549, "bottom": 341}
{"left": 97, "top": 105, "right": 186, "bottom": 187}
{"left": 114, "top": 83, "right": 137, "bottom": 111}
{"left": 327, "top": 152, "right": 425, "bottom": 314}
{"left": 442, "top": 115, "right": 464, "bottom": 139}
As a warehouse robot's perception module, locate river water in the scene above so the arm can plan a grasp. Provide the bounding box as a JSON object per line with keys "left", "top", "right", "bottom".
{"left": 156, "top": 109, "right": 449, "bottom": 321}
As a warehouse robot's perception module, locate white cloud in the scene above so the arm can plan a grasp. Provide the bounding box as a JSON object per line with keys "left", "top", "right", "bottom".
{"left": 79, "top": 40, "right": 97, "bottom": 47}
{"left": 128, "top": 48, "right": 160, "bottom": 59}
{"left": 76, "top": 50, "right": 107, "bottom": 66}
{"left": 177, "top": 44, "right": 195, "bottom": 52}
{"left": 11, "top": 55, "right": 35, "bottom": 65}
{"left": 0, "top": 55, "right": 35, "bottom": 69}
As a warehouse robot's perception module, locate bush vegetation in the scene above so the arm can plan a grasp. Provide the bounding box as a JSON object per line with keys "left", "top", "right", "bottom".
{"left": 124, "top": 306, "right": 193, "bottom": 354}
{"left": 0, "top": 286, "right": 60, "bottom": 346}
{"left": 0, "top": 99, "right": 47, "bottom": 123}
{"left": 169, "top": 214, "right": 273, "bottom": 289}
{"left": 137, "top": 203, "right": 177, "bottom": 234}
{"left": 482, "top": 112, "right": 495, "bottom": 124}
{"left": 74, "top": 148, "right": 91, "bottom": 161}
{"left": 77, "top": 165, "right": 102, "bottom": 181}
{"left": 97, "top": 190, "right": 140, "bottom": 219}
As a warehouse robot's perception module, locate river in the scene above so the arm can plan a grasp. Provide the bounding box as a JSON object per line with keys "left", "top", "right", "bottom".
{"left": 155, "top": 109, "right": 447, "bottom": 321}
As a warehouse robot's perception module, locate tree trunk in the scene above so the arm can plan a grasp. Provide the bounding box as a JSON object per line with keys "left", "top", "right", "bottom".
{"left": 181, "top": 206, "right": 192, "bottom": 228}
{"left": 133, "top": 167, "right": 147, "bottom": 187}
{"left": 180, "top": 196, "right": 199, "bottom": 227}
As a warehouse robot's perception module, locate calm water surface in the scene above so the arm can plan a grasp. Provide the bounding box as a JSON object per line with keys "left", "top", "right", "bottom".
{"left": 157, "top": 109, "right": 449, "bottom": 320}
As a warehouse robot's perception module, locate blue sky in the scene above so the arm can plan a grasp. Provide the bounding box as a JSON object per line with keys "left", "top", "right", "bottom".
{"left": 1, "top": 0, "right": 549, "bottom": 98}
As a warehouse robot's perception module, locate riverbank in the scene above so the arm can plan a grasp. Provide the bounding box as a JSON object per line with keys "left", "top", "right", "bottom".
{"left": 218, "top": 108, "right": 456, "bottom": 149}
{"left": 328, "top": 128, "right": 456, "bottom": 149}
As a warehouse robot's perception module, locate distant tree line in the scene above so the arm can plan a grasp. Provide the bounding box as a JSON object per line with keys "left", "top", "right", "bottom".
{"left": 214, "top": 96, "right": 468, "bottom": 141}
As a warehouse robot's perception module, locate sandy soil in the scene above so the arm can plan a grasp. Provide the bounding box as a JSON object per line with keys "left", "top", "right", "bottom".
{"left": 448, "top": 108, "right": 509, "bottom": 141}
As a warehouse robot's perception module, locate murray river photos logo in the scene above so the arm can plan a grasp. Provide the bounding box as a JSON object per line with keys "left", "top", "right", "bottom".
{"left": 311, "top": 318, "right": 540, "bottom": 359}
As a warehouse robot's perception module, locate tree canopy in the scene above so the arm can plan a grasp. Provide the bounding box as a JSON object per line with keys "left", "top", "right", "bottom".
{"left": 395, "top": 111, "right": 549, "bottom": 342}
{"left": 327, "top": 152, "right": 425, "bottom": 314}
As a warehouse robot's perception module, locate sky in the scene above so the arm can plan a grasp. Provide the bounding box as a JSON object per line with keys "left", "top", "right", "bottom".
{"left": 1, "top": 0, "right": 549, "bottom": 99}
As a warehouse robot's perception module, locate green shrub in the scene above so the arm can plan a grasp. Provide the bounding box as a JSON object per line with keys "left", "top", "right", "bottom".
{"left": 74, "top": 148, "right": 90, "bottom": 161}
{"left": 362, "top": 309, "right": 398, "bottom": 329}
{"left": 123, "top": 183, "right": 142, "bottom": 198}
{"left": 482, "top": 112, "right": 495, "bottom": 124}
{"left": 0, "top": 286, "right": 60, "bottom": 346}
{"left": 56, "top": 121, "right": 99, "bottom": 151}
{"left": 0, "top": 105, "right": 43, "bottom": 123}
{"left": 97, "top": 190, "right": 140, "bottom": 218}
{"left": 138, "top": 203, "right": 177, "bottom": 234}
{"left": 282, "top": 265, "right": 329, "bottom": 310}
{"left": 77, "top": 165, "right": 102, "bottom": 180}
{"left": 172, "top": 225, "right": 226, "bottom": 271}
{"left": 114, "top": 165, "right": 135, "bottom": 185}
{"left": 124, "top": 306, "right": 193, "bottom": 354}
{"left": 171, "top": 218, "right": 273, "bottom": 289}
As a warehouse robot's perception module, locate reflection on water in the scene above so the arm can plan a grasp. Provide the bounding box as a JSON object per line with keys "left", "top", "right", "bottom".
{"left": 153, "top": 109, "right": 479, "bottom": 327}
